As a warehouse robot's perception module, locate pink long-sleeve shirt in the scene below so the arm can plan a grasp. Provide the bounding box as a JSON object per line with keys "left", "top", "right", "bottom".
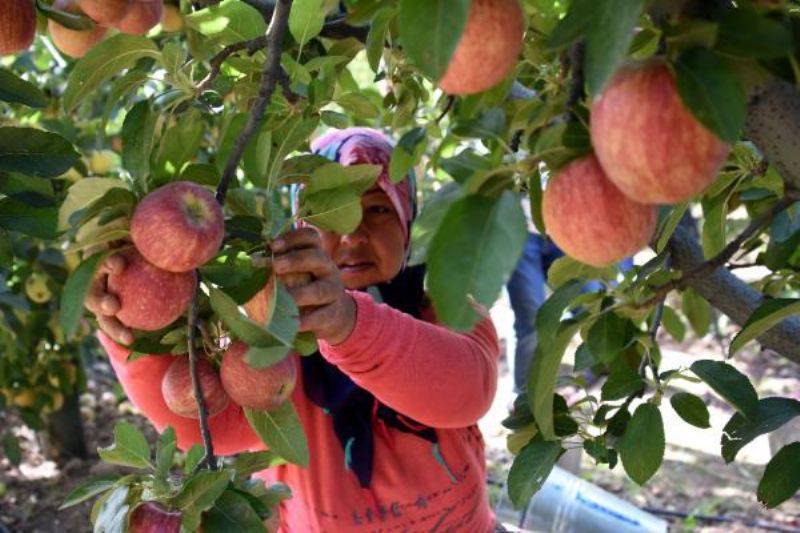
{"left": 99, "top": 290, "right": 500, "bottom": 532}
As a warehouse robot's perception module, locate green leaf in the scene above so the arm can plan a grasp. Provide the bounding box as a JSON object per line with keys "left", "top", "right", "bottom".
{"left": 427, "top": 191, "right": 527, "bottom": 331}
{"left": 0, "top": 69, "right": 47, "bottom": 108}
{"left": 172, "top": 470, "right": 232, "bottom": 531}
{"left": 63, "top": 34, "right": 161, "bottom": 112}
{"left": 209, "top": 288, "right": 289, "bottom": 349}
{"left": 389, "top": 127, "right": 426, "bottom": 183}
{"left": 60, "top": 252, "right": 107, "bottom": 338}
{"left": 730, "top": 298, "right": 800, "bottom": 356}
{"left": 508, "top": 440, "right": 562, "bottom": 509}
{"left": 682, "top": 288, "right": 711, "bottom": 337}
{"left": 397, "top": 0, "right": 471, "bottom": 81}
{"left": 655, "top": 202, "right": 689, "bottom": 253}
{"left": 409, "top": 182, "right": 462, "bottom": 266}
{"left": 716, "top": 8, "right": 794, "bottom": 59}
{"left": 97, "top": 421, "right": 152, "bottom": 469}
{"left": 183, "top": 444, "right": 205, "bottom": 475}
{"left": 660, "top": 305, "right": 686, "bottom": 342}
{"left": 547, "top": 0, "right": 593, "bottom": 49}
{"left": 232, "top": 451, "right": 287, "bottom": 478}
{"left": 244, "top": 403, "right": 310, "bottom": 467}
{"left": 674, "top": 47, "right": 745, "bottom": 144}
{"left": 335, "top": 92, "right": 380, "bottom": 120}
{"left": 600, "top": 363, "right": 645, "bottom": 401}
{"left": 202, "top": 490, "right": 267, "bottom": 533}
{"left": 584, "top": 0, "right": 648, "bottom": 97}
{"left": 701, "top": 181, "right": 736, "bottom": 258}
{"left": 300, "top": 163, "right": 381, "bottom": 234}
{"left": 0, "top": 127, "right": 79, "bottom": 178}
{"left": 243, "top": 127, "right": 272, "bottom": 188}
{"left": 2, "top": 433, "right": 22, "bottom": 467}
{"left": 722, "top": 397, "right": 800, "bottom": 463}
{"left": 289, "top": 0, "right": 326, "bottom": 46}
{"left": 586, "top": 312, "right": 634, "bottom": 364}
{"left": 691, "top": 359, "right": 758, "bottom": 418}
{"left": 154, "top": 109, "right": 204, "bottom": 180}
{"left": 619, "top": 403, "right": 665, "bottom": 485}
{"left": 155, "top": 427, "right": 177, "bottom": 479}
{"left": 758, "top": 442, "right": 800, "bottom": 508}
{"left": 59, "top": 178, "right": 129, "bottom": 231}
{"left": 93, "top": 485, "right": 129, "bottom": 533}
{"left": 366, "top": 7, "right": 395, "bottom": 72}
{"left": 36, "top": 0, "right": 96, "bottom": 30}
{"left": 187, "top": 0, "right": 267, "bottom": 46}
{"left": 121, "top": 100, "right": 157, "bottom": 183}
{"left": 0, "top": 197, "right": 58, "bottom": 239}
{"left": 60, "top": 474, "right": 120, "bottom": 509}
{"left": 670, "top": 392, "right": 711, "bottom": 428}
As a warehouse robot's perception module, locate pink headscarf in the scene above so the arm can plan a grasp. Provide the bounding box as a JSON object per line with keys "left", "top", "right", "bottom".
{"left": 309, "top": 128, "right": 416, "bottom": 245}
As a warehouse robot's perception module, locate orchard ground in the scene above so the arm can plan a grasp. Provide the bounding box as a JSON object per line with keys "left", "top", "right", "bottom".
{"left": 2, "top": 286, "right": 799, "bottom": 533}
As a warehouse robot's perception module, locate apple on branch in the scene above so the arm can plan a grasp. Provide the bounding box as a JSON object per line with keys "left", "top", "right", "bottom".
{"left": 162, "top": 356, "right": 230, "bottom": 419}
{"left": 590, "top": 60, "right": 730, "bottom": 205}
{"left": 220, "top": 342, "right": 297, "bottom": 412}
{"left": 115, "top": 0, "right": 164, "bottom": 35}
{"left": 48, "top": 0, "right": 108, "bottom": 59}
{"left": 106, "top": 248, "right": 197, "bottom": 331}
{"left": 0, "top": 0, "right": 36, "bottom": 56}
{"left": 130, "top": 181, "right": 225, "bottom": 273}
{"left": 542, "top": 154, "right": 658, "bottom": 268}
{"left": 439, "top": 0, "right": 524, "bottom": 95}
{"left": 128, "top": 502, "right": 181, "bottom": 533}
{"left": 77, "top": 0, "right": 132, "bottom": 25}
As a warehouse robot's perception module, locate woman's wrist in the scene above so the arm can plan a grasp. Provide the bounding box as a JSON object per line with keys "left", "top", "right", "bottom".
{"left": 319, "top": 293, "right": 357, "bottom": 346}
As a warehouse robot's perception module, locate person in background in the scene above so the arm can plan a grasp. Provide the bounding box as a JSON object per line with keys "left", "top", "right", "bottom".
{"left": 86, "top": 128, "right": 503, "bottom": 532}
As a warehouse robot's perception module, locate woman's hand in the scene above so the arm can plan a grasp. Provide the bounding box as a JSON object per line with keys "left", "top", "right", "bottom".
{"left": 84, "top": 253, "right": 134, "bottom": 345}
{"left": 271, "top": 228, "right": 356, "bottom": 345}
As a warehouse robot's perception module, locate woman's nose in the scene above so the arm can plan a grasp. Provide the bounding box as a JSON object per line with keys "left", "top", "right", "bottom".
{"left": 339, "top": 224, "right": 368, "bottom": 246}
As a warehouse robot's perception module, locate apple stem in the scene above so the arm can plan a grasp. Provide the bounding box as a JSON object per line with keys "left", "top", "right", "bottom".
{"left": 187, "top": 283, "right": 218, "bottom": 470}
{"left": 214, "top": 0, "right": 294, "bottom": 205}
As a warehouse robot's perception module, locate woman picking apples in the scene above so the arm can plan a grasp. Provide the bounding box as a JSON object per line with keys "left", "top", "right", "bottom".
{"left": 86, "top": 128, "right": 501, "bottom": 532}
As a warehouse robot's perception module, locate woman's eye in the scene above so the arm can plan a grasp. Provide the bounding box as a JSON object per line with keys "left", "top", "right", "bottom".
{"left": 367, "top": 205, "right": 391, "bottom": 215}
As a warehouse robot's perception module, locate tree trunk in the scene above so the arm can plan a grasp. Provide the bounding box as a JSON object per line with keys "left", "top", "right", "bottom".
{"left": 44, "top": 391, "right": 88, "bottom": 460}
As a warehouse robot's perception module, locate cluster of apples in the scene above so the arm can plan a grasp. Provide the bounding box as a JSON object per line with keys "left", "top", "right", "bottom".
{"left": 542, "top": 61, "right": 731, "bottom": 268}
{"left": 0, "top": 0, "right": 183, "bottom": 58}
{"left": 116, "top": 180, "right": 296, "bottom": 420}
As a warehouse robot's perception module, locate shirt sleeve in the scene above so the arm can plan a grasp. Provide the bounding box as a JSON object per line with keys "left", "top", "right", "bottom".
{"left": 318, "top": 291, "right": 500, "bottom": 428}
{"left": 98, "top": 332, "right": 263, "bottom": 455}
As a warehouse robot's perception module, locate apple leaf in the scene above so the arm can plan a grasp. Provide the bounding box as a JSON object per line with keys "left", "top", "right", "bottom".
{"left": 171, "top": 470, "right": 233, "bottom": 531}
{"left": 202, "top": 490, "right": 266, "bottom": 533}
{"left": 397, "top": 0, "right": 470, "bottom": 81}
{"left": 208, "top": 288, "right": 289, "bottom": 349}
{"left": 63, "top": 34, "right": 161, "bottom": 112}
{"left": 244, "top": 404, "right": 310, "bottom": 467}
{"left": 691, "top": 359, "right": 759, "bottom": 418}
{"left": 121, "top": 99, "right": 157, "bottom": 184}
{"left": 0, "top": 127, "right": 80, "bottom": 178}
{"left": 36, "top": 0, "right": 95, "bottom": 30}
{"left": 389, "top": 127, "right": 426, "bottom": 183}
{"left": 427, "top": 190, "right": 527, "bottom": 331}
{"left": 619, "top": 403, "right": 665, "bottom": 485}
{"left": 675, "top": 47, "right": 746, "bottom": 144}
{"left": 729, "top": 298, "right": 800, "bottom": 356}
{"left": 60, "top": 474, "right": 121, "bottom": 510}
{"left": 232, "top": 451, "right": 287, "bottom": 479}
{"left": 93, "top": 485, "right": 129, "bottom": 533}
{"left": 758, "top": 443, "right": 800, "bottom": 508}
{"left": 59, "top": 251, "right": 107, "bottom": 339}
{"left": 716, "top": 8, "right": 794, "bottom": 59}
{"left": 670, "top": 392, "right": 711, "bottom": 428}
{"left": 289, "top": 0, "right": 326, "bottom": 46}
{"left": 155, "top": 427, "right": 177, "bottom": 479}
{"left": 366, "top": 6, "right": 395, "bottom": 72}
{"left": 98, "top": 421, "right": 152, "bottom": 469}
{"left": 722, "top": 397, "right": 800, "bottom": 463}
{"left": 0, "top": 198, "right": 59, "bottom": 239}
{"left": 0, "top": 69, "right": 47, "bottom": 108}
{"left": 186, "top": 0, "right": 266, "bottom": 46}
{"left": 183, "top": 445, "right": 205, "bottom": 475}
{"left": 409, "top": 182, "right": 462, "bottom": 267}
{"left": 507, "top": 440, "right": 562, "bottom": 509}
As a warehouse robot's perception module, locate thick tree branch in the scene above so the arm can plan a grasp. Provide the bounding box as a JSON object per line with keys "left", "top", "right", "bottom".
{"left": 215, "top": 0, "right": 293, "bottom": 204}
{"left": 667, "top": 222, "right": 800, "bottom": 363}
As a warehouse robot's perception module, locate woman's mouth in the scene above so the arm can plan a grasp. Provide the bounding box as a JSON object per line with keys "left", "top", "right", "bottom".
{"left": 338, "top": 262, "right": 373, "bottom": 273}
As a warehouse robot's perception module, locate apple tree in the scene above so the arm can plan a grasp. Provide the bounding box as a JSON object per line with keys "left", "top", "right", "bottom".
{"left": 1, "top": 0, "right": 800, "bottom": 529}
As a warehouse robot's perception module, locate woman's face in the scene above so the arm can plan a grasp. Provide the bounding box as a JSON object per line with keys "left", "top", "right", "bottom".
{"left": 318, "top": 187, "right": 406, "bottom": 290}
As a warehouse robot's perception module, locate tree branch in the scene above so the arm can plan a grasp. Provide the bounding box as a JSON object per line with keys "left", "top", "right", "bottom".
{"left": 215, "top": 0, "right": 293, "bottom": 204}
{"left": 667, "top": 222, "right": 800, "bottom": 363}
{"left": 636, "top": 189, "right": 800, "bottom": 308}
{"left": 186, "top": 284, "right": 217, "bottom": 470}
{"left": 196, "top": 36, "right": 269, "bottom": 94}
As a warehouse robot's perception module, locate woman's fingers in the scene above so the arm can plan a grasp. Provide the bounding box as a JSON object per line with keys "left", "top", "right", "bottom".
{"left": 86, "top": 252, "right": 125, "bottom": 316}
{"left": 273, "top": 247, "right": 335, "bottom": 278}
{"left": 271, "top": 228, "right": 320, "bottom": 253}
{"left": 288, "top": 279, "right": 340, "bottom": 308}
{"left": 97, "top": 315, "right": 134, "bottom": 345}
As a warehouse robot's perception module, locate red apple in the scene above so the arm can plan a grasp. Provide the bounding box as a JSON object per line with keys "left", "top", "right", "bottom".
{"left": 160, "top": 3, "right": 183, "bottom": 33}
{"left": 107, "top": 248, "right": 196, "bottom": 331}
{"left": 220, "top": 342, "right": 297, "bottom": 411}
{"left": 131, "top": 181, "right": 224, "bottom": 273}
{"left": 129, "top": 502, "right": 181, "bottom": 533}
{"left": 542, "top": 155, "right": 657, "bottom": 267}
{"left": 0, "top": 0, "right": 36, "bottom": 55}
{"left": 78, "top": 0, "right": 132, "bottom": 25}
{"left": 439, "top": 0, "right": 524, "bottom": 95}
{"left": 49, "top": 0, "right": 108, "bottom": 59}
{"left": 244, "top": 275, "right": 276, "bottom": 326}
{"left": 116, "top": 0, "right": 163, "bottom": 35}
{"left": 590, "top": 60, "right": 730, "bottom": 204}
{"left": 162, "top": 356, "right": 230, "bottom": 419}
